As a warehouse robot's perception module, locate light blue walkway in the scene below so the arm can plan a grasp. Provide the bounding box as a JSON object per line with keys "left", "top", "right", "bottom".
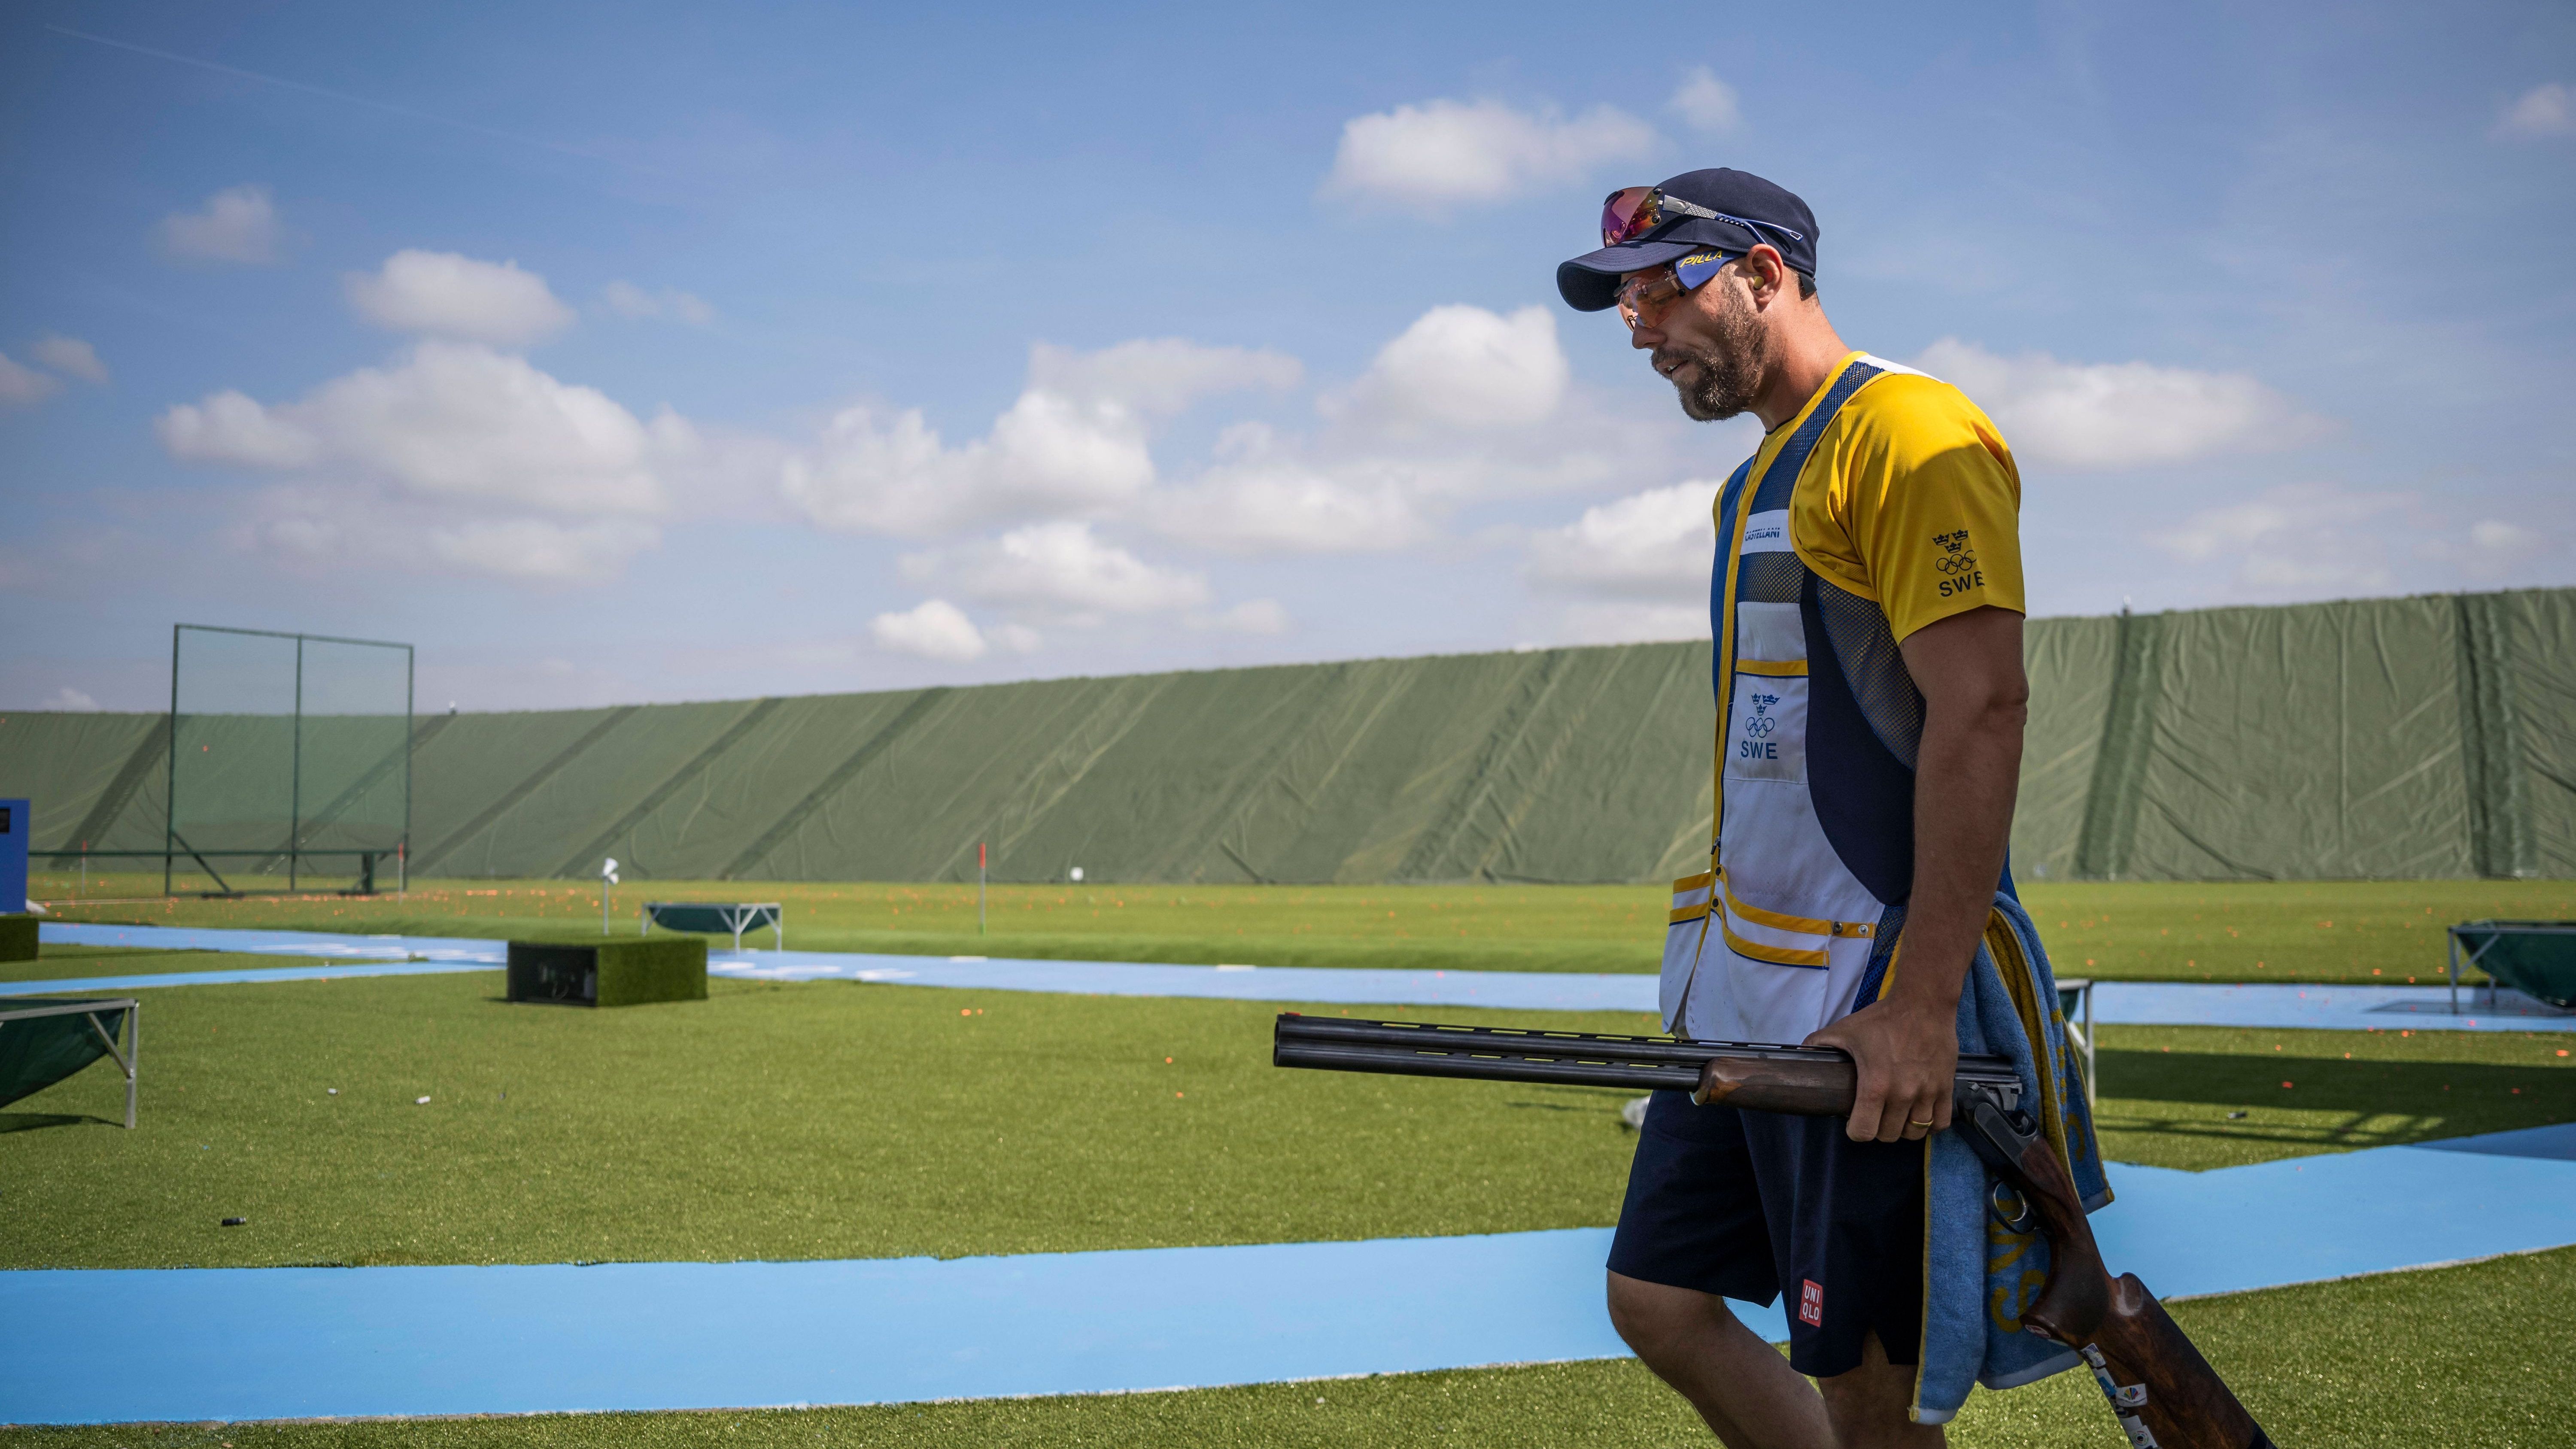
{"left": 19, "top": 923, "right": 2574, "bottom": 1029}
{"left": 5, "top": 1133, "right": 2572, "bottom": 1425}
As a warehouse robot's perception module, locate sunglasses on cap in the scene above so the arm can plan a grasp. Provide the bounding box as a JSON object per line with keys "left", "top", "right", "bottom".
{"left": 1600, "top": 186, "right": 1809, "bottom": 251}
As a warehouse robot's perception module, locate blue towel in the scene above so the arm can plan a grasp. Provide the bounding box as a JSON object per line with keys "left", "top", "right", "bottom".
{"left": 1912, "top": 891, "right": 2112, "bottom": 1425}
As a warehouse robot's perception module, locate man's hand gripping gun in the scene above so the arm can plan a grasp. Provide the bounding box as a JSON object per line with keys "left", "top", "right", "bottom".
{"left": 1273, "top": 1013, "right": 2275, "bottom": 1449}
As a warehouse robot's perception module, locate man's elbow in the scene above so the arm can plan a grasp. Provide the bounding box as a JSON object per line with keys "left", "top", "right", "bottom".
{"left": 1933, "top": 673, "right": 2026, "bottom": 738}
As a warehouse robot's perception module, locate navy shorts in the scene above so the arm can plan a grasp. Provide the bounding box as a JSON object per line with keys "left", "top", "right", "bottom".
{"left": 1607, "top": 1089, "right": 1926, "bottom": 1379}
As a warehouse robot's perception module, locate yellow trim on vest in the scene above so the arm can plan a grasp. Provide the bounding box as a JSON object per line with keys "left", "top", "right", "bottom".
{"left": 1732, "top": 658, "right": 1809, "bottom": 677}
{"left": 1716, "top": 869, "right": 1875, "bottom": 939}
{"left": 1671, "top": 871, "right": 1715, "bottom": 893}
{"left": 1724, "top": 889, "right": 1835, "bottom": 936}
{"left": 1710, "top": 486, "right": 1755, "bottom": 852}
{"left": 1721, "top": 918, "right": 1830, "bottom": 969}
{"left": 1669, "top": 902, "right": 1712, "bottom": 924}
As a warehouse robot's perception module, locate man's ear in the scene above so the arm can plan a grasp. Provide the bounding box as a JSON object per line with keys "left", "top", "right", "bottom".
{"left": 1742, "top": 245, "right": 1788, "bottom": 304}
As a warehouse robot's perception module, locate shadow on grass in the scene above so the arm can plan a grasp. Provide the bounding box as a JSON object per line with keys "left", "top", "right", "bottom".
{"left": 0, "top": 1112, "right": 116, "bottom": 1135}
{"left": 2096, "top": 1048, "right": 2574, "bottom": 1156}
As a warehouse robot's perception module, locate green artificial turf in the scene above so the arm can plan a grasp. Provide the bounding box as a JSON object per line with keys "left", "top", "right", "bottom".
{"left": 2020, "top": 878, "right": 2576, "bottom": 987}
{"left": 5, "top": 1247, "right": 2565, "bottom": 1447}
{"left": 0, "top": 972, "right": 1655, "bottom": 1270}
{"left": 2088, "top": 1024, "right": 2576, "bottom": 1170}
{"left": 0, "top": 944, "right": 336, "bottom": 984}
{"left": 6, "top": 972, "right": 2568, "bottom": 1271}
{"left": 38, "top": 874, "right": 2576, "bottom": 983}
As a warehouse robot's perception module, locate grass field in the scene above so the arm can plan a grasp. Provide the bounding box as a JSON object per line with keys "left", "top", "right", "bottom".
{"left": 32, "top": 872, "right": 2576, "bottom": 984}
{"left": 6, "top": 967, "right": 2569, "bottom": 1270}
{"left": 15, "top": 875, "right": 2573, "bottom": 1442}
{"left": 0, "top": 943, "right": 339, "bottom": 983}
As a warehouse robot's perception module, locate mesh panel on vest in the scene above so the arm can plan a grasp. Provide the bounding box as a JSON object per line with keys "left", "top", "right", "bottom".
{"left": 1734, "top": 552, "right": 1806, "bottom": 605}
{"left": 1814, "top": 575, "right": 1926, "bottom": 770}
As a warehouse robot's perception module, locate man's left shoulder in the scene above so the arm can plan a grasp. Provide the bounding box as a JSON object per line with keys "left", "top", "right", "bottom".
{"left": 1841, "top": 357, "right": 1998, "bottom": 444}
{"left": 1834, "top": 353, "right": 2009, "bottom": 477}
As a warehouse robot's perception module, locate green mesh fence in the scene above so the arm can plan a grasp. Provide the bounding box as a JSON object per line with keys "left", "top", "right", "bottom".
{"left": 4, "top": 588, "right": 2570, "bottom": 885}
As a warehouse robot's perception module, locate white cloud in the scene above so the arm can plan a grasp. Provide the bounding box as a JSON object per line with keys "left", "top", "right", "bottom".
{"left": 2420, "top": 518, "right": 2554, "bottom": 581}
{"left": 1028, "top": 338, "right": 1301, "bottom": 416}
{"left": 1331, "top": 305, "right": 1570, "bottom": 434}
{"left": 1552, "top": 602, "right": 1711, "bottom": 646}
{"left": 345, "top": 251, "right": 577, "bottom": 346}
{"left": 870, "top": 598, "right": 990, "bottom": 661}
{"left": 226, "top": 480, "right": 666, "bottom": 586}
{"left": 157, "top": 343, "right": 721, "bottom": 584}
{"left": 422, "top": 517, "right": 661, "bottom": 585}
{"left": 161, "top": 342, "right": 665, "bottom": 515}
{"left": 1324, "top": 97, "right": 1657, "bottom": 210}
{"left": 1192, "top": 598, "right": 1291, "bottom": 635}
{"left": 1156, "top": 304, "right": 1619, "bottom": 555}
{"left": 602, "top": 281, "right": 717, "bottom": 325}
{"left": 1916, "top": 339, "right": 2321, "bottom": 471}
{"left": 159, "top": 389, "right": 324, "bottom": 467}
{"left": 779, "top": 340, "right": 1296, "bottom": 539}
{"left": 0, "top": 352, "right": 60, "bottom": 407}
{"left": 158, "top": 185, "right": 283, "bottom": 264}
{"left": 2151, "top": 483, "right": 2409, "bottom": 595}
{"left": 2495, "top": 82, "right": 2573, "bottom": 140}
{"left": 41, "top": 687, "right": 100, "bottom": 711}
{"left": 909, "top": 522, "right": 1210, "bottom": 625}
{"left": 1524, "top": 480, "right": 1720, "bottom": 601}
{"left": 1668, "top": 68, "right": 1741, "bottom": 134}
{"left": 1157, "top": 459, "right": 1436, "bottom": 553}
{"left": 31, "top": 336, "right": 109, "bottom": 385}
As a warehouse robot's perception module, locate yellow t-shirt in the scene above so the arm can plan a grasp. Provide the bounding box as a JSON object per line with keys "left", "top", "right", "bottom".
{"left": 1737, "top": 352, "right": 2024, "bottom": 642}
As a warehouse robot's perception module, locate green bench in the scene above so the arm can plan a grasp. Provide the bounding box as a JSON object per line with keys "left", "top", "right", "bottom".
{"left": 0, "top": 997, "right": 138, "bottom": 1127}
{"left": 641, "top": 901, "right": 783, "bottom": 952}
{"left": 2448, "top": 921, "right": 2576, "bottom": 1012}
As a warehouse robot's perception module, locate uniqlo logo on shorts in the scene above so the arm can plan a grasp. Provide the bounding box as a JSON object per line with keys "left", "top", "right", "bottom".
{"left": 1798, "top": 1279, "right": 1824, "bottom": 1327}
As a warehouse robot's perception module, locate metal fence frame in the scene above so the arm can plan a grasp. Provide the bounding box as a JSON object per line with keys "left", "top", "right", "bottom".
{"left": 157, "top": 623, "right": 415, "bottom": 898}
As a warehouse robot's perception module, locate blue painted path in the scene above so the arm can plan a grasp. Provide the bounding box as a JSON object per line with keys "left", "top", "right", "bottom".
{"left": 20, "top": 923, "right": 2575, "bottom": 1030}
{"left": 4, "top": 1136, "right": 2572, "bottom": 1425}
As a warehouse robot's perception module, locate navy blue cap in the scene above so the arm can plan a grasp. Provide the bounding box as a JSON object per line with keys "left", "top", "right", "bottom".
{"left": 1557, "top": 168, "right": 1821, "bottom": 312}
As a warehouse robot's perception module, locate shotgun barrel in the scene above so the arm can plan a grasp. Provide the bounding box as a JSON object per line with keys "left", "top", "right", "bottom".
{"left": 1271, "top": 1012, "right": 2271, "bottom": 1448}
{"left": 1271, "top": 1013, "right": 2022, "bottom": 1112}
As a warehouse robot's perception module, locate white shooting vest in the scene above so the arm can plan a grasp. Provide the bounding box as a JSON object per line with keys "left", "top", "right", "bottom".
{"left": 1662, "top": 358, "right": 1930, "bottom": 1045}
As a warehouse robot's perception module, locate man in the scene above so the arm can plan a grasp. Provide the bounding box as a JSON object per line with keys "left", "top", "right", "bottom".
{"left": 1557, "top": 170, "right": 2029, "bottom": 1448}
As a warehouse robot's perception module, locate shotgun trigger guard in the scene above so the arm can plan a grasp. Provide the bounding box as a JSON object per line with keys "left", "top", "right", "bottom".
{"left": 1987, "top": 1179, "right": 2036, "bottom": 1234}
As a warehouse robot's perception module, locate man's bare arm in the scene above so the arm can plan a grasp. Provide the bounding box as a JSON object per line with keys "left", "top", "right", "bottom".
{"left": 1807, "top": 604, "right": 2026, "bottom": 1142}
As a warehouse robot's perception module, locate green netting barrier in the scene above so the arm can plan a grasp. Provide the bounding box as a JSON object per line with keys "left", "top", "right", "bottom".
{"left": 5, "top": 588, "right": 2570, "bottom": 885}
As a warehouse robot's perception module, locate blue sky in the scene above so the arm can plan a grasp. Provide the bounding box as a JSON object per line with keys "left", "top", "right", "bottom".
{"left": 3, "top": 0, "right": 2570, "bottom": 712}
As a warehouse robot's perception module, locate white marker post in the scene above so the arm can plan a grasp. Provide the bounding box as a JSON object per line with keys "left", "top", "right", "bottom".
{"left": 600, "top": 857, "right": 620, "bottom": 935}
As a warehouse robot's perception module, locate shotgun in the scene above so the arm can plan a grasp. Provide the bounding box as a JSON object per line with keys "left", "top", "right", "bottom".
{"left": 1273, "top": 1013, "right": 2272, "bottom": 1449}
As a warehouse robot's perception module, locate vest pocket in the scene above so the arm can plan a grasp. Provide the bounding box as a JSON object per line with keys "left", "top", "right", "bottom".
{"left": 1715, "top": 873, "right": 1877, "bottom": 1042}
{"left": 1724, "top": 668, "right": 1808, "bottom": 784}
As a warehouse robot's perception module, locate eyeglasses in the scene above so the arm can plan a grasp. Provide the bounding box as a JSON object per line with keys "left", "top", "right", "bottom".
{"left": 1600, "top": 186, "right": 1808, "bottom": 251}
{"left": 1616, "top": 252, "right": 1751, "bottom": 329}
{"left": 1615, "top": 265, "right": 1695, "bottom": 329}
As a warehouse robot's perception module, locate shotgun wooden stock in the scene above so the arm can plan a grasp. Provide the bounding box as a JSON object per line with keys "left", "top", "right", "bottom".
{"left": 1273, "top": 1014, "right": 2273, "bottom": 1449}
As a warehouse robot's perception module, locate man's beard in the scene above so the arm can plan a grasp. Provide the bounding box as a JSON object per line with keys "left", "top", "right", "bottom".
{"left": 1662, "top": 283, "right": 1770, "bottom": 422}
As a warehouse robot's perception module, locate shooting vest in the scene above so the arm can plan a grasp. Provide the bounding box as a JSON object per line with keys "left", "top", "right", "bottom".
{"left": 1662, "top": 357, "right": 1930, "bottom": 1044}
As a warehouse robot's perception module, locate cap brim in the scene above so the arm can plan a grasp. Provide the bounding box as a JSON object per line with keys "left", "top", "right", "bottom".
{"left": 1555, "top": 239, "right": 1709, "bottom": 312}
